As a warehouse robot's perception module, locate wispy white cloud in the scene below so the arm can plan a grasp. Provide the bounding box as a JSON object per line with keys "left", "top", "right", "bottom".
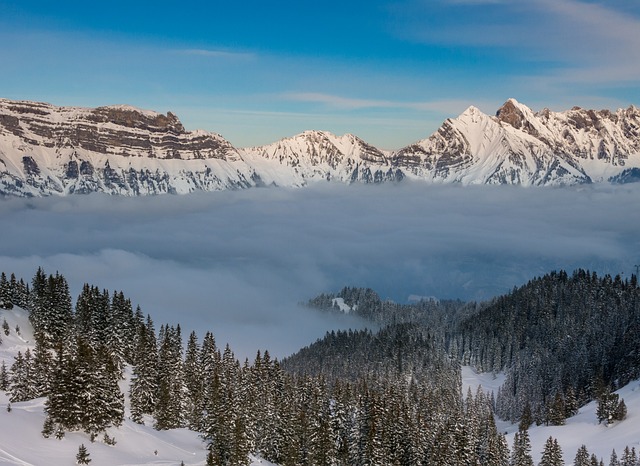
{"left": 176, "top": 48, "right": 255, "bottom": 60}
{"left": 399, "top": 0, "right": 640, "bottom": 94}
{"left": 282, "top": 91, "right": 495, "bottom": 114}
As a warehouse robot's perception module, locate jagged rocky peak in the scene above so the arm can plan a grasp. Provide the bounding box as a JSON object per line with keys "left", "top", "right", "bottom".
{"left": 89, "top": 105, "right": 186, "bottom": 134}
{"left": 495, "top": 98, "right": 528, "bottom": 129}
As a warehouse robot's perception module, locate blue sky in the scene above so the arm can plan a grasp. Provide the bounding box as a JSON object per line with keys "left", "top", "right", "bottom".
{"left": 1, "top": 0, "right": 639, "bottom": 149}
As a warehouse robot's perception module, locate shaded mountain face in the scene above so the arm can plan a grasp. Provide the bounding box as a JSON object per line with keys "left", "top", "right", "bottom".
{"left": 1, "top": 97, "right": 639, "bottom": 196}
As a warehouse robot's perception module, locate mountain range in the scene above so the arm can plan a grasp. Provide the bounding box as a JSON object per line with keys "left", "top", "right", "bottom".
{"left": 1, "top": 97, "right": 639, "bottom": 196}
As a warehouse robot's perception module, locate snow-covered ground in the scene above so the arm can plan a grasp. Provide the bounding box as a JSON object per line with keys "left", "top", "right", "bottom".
{"left": 0, "top": 306, "right": 277, "bottom": 466}
{"left": 463, "top": 365, "right": 640, "bottom": 464}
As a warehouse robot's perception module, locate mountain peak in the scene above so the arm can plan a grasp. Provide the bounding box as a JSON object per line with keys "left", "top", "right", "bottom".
{"left": 495, "top": 98, "right": 532, "bottom": 129}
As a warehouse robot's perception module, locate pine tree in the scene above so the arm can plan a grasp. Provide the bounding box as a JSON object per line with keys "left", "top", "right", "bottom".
{"left": 154, "top": 324, "right": 185, "bottom": 430}
{"left": 184, "top": 330, "right": 203, "bottom": 430}
{"left": 574, "top": 445, "right": 591, "bottom": 466}
{"left": 609, "top": 448, "right": 620, "bottom": 466}
{"left": 31, "top": 331, "right": 53, "bottom": 397}
{"left": 9, "top": 350, "right": 36, "bottom": 402}
{"left": 620, "top": 446, "right": 636, "bottom": 466}
{"left": 511, "top": 429, "right": 534, "bottom": 466}
{"left": 0, "top": 360, "right": 9, "bottom": 391}
{"left": 129, "top": 315, "right": 159, "bottom": 423}
{"left": 76, "top": 444, "right": 91, "bottom": 464}
{"left": 539, "top": 436, "right": 564, "bottom": 466}
{"left": 0, "top": 272, "right": 12, "bottom": 309}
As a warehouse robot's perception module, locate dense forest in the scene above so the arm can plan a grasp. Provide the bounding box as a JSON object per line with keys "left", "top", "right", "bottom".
{"left": 1, "top": 268, "right": 640, "bottom": 465}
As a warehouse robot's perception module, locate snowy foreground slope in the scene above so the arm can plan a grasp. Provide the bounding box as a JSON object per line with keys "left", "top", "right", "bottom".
{"left": 1, "top": 305, "right": 640, "bottom": 466}
{"left": 1, "top": 97, "right": 639, "bottom": 196}
{"left": 0, "top": 306, "right": 275, "bottom": 466}
{"left": 463, "top": 366, "right": 640, "bottom": 464}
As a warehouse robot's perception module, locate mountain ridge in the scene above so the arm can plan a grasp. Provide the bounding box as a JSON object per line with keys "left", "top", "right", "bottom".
{"left": 1, "top": 97, "right": 639, "bottom": 196}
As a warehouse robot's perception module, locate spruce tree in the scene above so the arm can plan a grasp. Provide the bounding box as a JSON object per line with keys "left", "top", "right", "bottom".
{"left": 574, "top": 445, "right": 591, "bottom": 466}
{"left": 76, "top": 444, "right": 91, "bottom": 464}
{"left": 511, "top": 429, "right": 534, "bottom": 466}
{"left": 539, "top": 436, "right": 564, "bottom": 466}
{"left": 9, "top": 350, "right": 36, "bottom": 402}
{"left": 129, "top": 315, "right": 159, "bottom": 423}
{"left": 0, "top": 272, "right": 12, "bottom": 309}
{"left": 0, "top": 360, "right": 9, "bottom": 391}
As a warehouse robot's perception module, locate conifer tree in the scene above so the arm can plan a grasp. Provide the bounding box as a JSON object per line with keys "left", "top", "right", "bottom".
{"left": 511, "top": 429, "right": 534, "bottom": 466}
{"left": 0, "top": 360, "right": 8, "bottom": 390}
{"left": 76, "top": 444, "right": 91, "bottom": 464}
{"left": 9, "top": 349, "right": 36, "bottom": 402}
{"left": 620, "top": 446, "right": 636, "bottom": 466}
{"left": 609, "top": 448, "right": 620, "bottom": 466}
{"left": 154, "top": 325, "right": 185, "bottom": 430}
{"left": 539, "top": 436, "right": 564, "bottom": 466}
{"left": 574, "top": 445, "right": 591, "bottom": 466}
{"left": 0, "top": 272, "right": 12, "bottom": 309}
{"left": 130, "top": 315, "right": 159, "bottom": 423}
{"left": 184, "top": 330, "right": 203, "bottom": 430}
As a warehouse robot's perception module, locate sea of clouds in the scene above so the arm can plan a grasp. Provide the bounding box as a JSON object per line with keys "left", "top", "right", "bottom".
{"left": 1, "top": 182, "right": 637, "bottom": 359}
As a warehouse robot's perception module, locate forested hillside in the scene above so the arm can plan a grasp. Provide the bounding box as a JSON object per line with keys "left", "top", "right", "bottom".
{"left": 1, "top": 267, "right": 640, "bottom": 465}
{"left": 454, "top": 270, "right": 640, "bottom": 425}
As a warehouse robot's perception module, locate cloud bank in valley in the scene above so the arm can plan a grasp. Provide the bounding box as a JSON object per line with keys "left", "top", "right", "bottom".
{"left": 0, "top": 183, "right": 638, "bottom": 358}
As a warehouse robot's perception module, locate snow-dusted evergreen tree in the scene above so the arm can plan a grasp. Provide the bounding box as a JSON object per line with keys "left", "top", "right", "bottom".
{"left": 184, "top": 330, "right": 204, "bottom": 430}
{"left": 620, "top": 446, "right": 637, "bottom": 466}
{"left": 129, "top": 315, "right": 159, "bottom": 423}
{"left": 29, "top": 270, "right": 73, "bottom": 345}
{"left": 75, "top": 444, "right": 91, "bottom": 464}
{"left": 574, "top": 445, "right": 591, "bottom": 466}
{"left": 45, "top": 336, "right": 123, "bottom": 435}
{"left": 9, "top": 349, "right": 36, "bottom": 402}
{"left": 539, "top": 436, "right": 564, "bottom": 466}
{"left": 0, "top": 272, "right": 12, "bottom": 309}
{"left": 596, "top": 385, "right": 626, "bottom": 425}
{"left": 31, "top": 330, "right": 53, "bottom": 396}
{"left": 511, "top": 429, "right": 534, "bottom": 466}
{"left": 154, "top": 324, "right": 185, "bottom": 430}
{"left": 107, "top": 290, "right": 135, "bottom": 370}
{"left": 0, "top": 360, "right": 9, "bottom": 391}
{"left": 609, "top": 449, "right": 620, "bottom": 466}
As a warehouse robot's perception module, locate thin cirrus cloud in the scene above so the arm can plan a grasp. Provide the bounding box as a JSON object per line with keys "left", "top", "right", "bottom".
{"left": 401, "top": 0, "right": 640, "bottom": 84}
{"left": 176, "top": 48, "right": 256, "bottom": 60}
{"left": 0, "top": 183, "right": 638, "bottom": 359}
{"left": 281, "top": 92, "right": 487, "bottom": 114}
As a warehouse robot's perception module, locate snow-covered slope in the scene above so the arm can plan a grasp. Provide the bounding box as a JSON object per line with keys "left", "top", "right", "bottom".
{"left": 0, "top": 306, "right": 276, "bottom": 466}
{"left": 1, "top": 97, "right": 639, "bottom": 196}
{"left": 463, "top": 366, "right": 640, "bottom": 464}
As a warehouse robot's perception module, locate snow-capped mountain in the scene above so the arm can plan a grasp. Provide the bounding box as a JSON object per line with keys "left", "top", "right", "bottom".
{"left": 1, "top": 97, "right": 639, "bottom": 196}
{"left": 0, "top": 99, "right": 261, "bottom": 196}
{"left": 394, "top": 99, "right": 640, "bottom": 186}
{"left": 242, "top": 130, "right": 403, "bottom": 186}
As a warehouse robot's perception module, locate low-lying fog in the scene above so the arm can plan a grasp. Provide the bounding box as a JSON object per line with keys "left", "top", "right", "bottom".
{"left": 1, "top": 183, "right": 638, "bottom": 359}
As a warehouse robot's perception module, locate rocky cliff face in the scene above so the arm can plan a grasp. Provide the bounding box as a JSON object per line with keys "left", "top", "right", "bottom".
{"left": 0, "top": 99, "right": 258, "bottom": 196}
{"left": 1, "top": 97, "right": 639, "bottom": 196}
